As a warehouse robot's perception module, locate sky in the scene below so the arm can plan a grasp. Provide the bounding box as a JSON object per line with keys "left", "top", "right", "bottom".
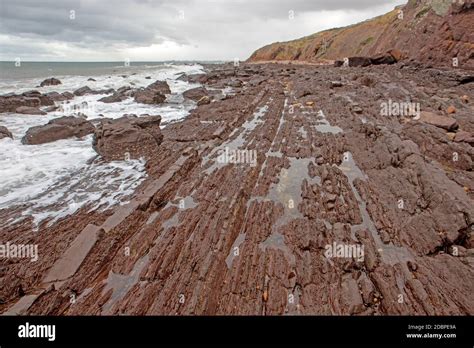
{"left": 0, "top": 0, "right": 405, "bottom": 62}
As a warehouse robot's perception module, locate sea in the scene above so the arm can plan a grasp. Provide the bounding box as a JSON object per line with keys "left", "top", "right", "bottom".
{"left": 0, "top": 61, "right": 209, "bottom": 227}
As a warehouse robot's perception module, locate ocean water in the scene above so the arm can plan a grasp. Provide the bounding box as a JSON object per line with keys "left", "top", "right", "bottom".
{"left": 0, "top": 61, "right": 205, "bottom": 228}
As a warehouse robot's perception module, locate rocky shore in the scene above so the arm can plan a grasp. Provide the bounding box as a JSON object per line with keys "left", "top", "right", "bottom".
{"left": 0, "top": 60, "right": 473, "bottom": 315}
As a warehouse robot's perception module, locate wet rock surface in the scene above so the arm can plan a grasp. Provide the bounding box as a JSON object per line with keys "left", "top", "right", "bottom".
{"left": 0, "top": 62, "right": 473, "bottom": 316}
{"left": 0, "top": 126, "right": 13, "bottom": 139}
{"left": 0, "top": 92, "right": 54, "bottom": 113}
{"left": 92, "top": 114, "right": 163, "bottom": 161}
{"left": 134, "top": 81, "right": 171, "bottom": 105}
{"left": 22, "top": 116, "right": 95, "bottom": 145}
{"left": 182, "top": 86, "right": 209, "bottom": 102}
{"left": 40, "top": 78, "right": 62, "bottom": 87}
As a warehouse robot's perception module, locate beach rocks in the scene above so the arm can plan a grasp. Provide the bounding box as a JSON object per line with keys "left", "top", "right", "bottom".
{"left": 99, "top": 93, "right": 126, "bottom": 103}
{"left": 99, "top": 86, "right": 134, "bottom": 103}
{"left": 420, "top": 111, "right": 458, "bottom": 131}
{"left": 454, "top": 131, "right": 474, "bottom": 145}
{"left": 25, "top": 91, "right": 54, "bottom": 106}
{"left": 347, "top": 57, "right": 373, "bottom": 67}
{"left": 183, "top": 87, "right": 209, "bottom": 102}
{"left": 44, "top": 91, "right": 74, "bottom": 102}
{"left": 0, "top": 91, "right": 56, "bottom": 113}
{"left": 93, "top": 114, "right": 163, "bottom": 161}
{"left": 0, "top": 126, "right": 13, "bottom": 140}
{"left": 134, "top": 80, "right": 170, "bottom": 105}
{"left": 40, "top": 78, "right": 62, "bottom": 87}
{"left": 335, "top": 50, "right": 404, "bottom": 68}
{"left": 21, "top": 116, "right": 94, "bottom": 145}
{"left": 73, "top": 86, "right": 93, "bottom": 96}
{"left": 371, "top": 54, "right": 397, "bottom": 65}
{"left": 0, "top": 96, "right": 37, "bottom": 113}
{"left": 15, "top": 106, "right": 46, "bottom": 115}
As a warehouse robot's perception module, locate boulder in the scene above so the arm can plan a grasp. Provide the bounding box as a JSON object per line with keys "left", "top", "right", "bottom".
{"left": 388, "top": 49, "right": 404, "bottom": 62}
{"left": 22, "top": 90, "right": 54, "bottom": 106}
{"left": 62, "top": 92, "right": 74, "bottom": 100}
{"left": 40, "top": 78, "right": 62, "bottom": 87}
{"left": 0, "top": 96, "right": 40, "bottom": 113}
{"left": 183, "top": 87, "right": 209, "bottom": 102}
{"left": 21, "top": 116, "right": 94, "bottom": 145}
{"left": 99, "top": 93, "right": 127, "bottom": 103}
{"left": 15, "top": 106, "right": 46, "bottom": 115}
{"left": 454, "top": 131, "right": 474, "bottom": 145}
{"left": 146, "top": 80, "right": 171, "bottom": 95}
{"left": 45, "top": 91, "right": 68, "bottom": 102}
{"left": 185, "top": 73, "right": 208, "bottom": 84}
{"left": 0, "top": 126, "right": 13, "bottom": 140}
{"left": 73, "top": 86, "right": 93, "bottom": 96}
{"left": 87, "top": 78, "right": 96, "bottom": 82}
{"left": 134, "top": 80, "right": 170, "bottom": 105}
{"left": 134, "top": 90, "right": 166, "bottom": 104}
{"left": 371, "top": 54, "right": 397, "bottom": 65}
{"left": 420, "top": 111, "right": 458, "bottom": 131}
{"left": 348, "top": 57, "right": 373, "bottom": 67}
{"left": 93, "top": 114, "right": 163, "bottom": 161}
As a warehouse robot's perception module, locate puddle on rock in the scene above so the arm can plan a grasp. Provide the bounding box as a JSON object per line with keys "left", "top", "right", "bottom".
{"left": 314, "top": 110, "right": 343, "bottom": 134}
{"left": 338, "top": 152, "right": 414, "bottom": 266}
{"left": 225, "top": 232, "right": 246, "bottom": 269}
{"left": 101, "top": 254, "right": 149, "bottom": 315}
{"left": 203, "top": 102, "right": 270, "bottom": 175}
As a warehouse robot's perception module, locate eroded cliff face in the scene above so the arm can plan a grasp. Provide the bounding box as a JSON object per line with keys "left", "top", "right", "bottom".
{"left": 248, "top": 0, "right": 474, "bottom": 69}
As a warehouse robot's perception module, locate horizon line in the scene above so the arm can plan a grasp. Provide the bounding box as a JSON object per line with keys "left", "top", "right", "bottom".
{"left": 0, "top": 60, "right": 232, "bottom": 63}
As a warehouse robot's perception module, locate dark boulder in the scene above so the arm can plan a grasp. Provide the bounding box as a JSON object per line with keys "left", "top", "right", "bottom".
{"left": 15, "top": 106, "right": 46, "bottom": 115}
{"left": 93, "top": 114, "right": 163, "bottom": 161}
{"left": 40, "top": 78, "right": 62, "bottom": 87}
{"left": 348, "top": 57, "right": 373, "bottom": 67}
{"left": 22, "top": 90, "right": 54, "bottom": 106}
{"left": 21, "top": 116, "right": 94, "bottom": 145}
{"left": 0, "top": 126, "right": 13, "bottom": 140}
{"left": 73, "top": 86, "right": 93, "bottom": 96}
{"left": 134, "top": 80, "right": 170, "bottom": 105}
{"left": 371, "top": 55, "right": 397, "bottom": 65}
{"left": 183, "top": 87, "right": 209, "bottom": 102}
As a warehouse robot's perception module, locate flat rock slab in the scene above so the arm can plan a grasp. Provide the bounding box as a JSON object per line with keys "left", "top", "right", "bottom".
{"left": 43, "top": 224, "right": 100, "bottom": 283}
{"left": 420, "top": 111, "right": 458, "bottom": 131}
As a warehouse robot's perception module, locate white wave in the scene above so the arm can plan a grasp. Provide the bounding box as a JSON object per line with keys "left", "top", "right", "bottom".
{"left": 0, "top": 63, "right": 203, "bottom": 227}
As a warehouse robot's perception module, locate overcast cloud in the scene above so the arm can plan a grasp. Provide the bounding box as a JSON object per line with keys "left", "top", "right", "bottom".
{"left": 0, "top": 0, "right": 405, "bottom": 61}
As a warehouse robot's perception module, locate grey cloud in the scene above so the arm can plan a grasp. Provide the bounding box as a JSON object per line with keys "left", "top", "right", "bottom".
{"left": 0, "top": 0, "right": 405, "bottom": 60}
